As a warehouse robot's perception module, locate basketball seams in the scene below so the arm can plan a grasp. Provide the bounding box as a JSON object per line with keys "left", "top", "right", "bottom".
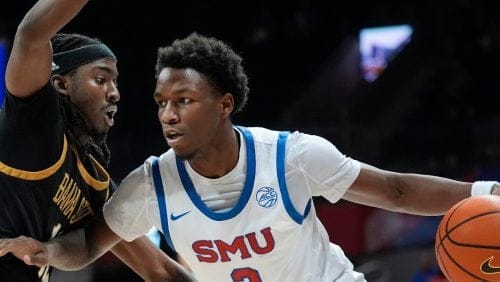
{"left": 445, "top": 211, "right": 500, "bottom": 249}
{"left": 435, "top": 196, "right": 500, "bottom": 282}
{"left": 436, "top": 224, "right": 488, "bottom": 281}
{"left": 436, "top": 241, "right": 488, "bottom": 281}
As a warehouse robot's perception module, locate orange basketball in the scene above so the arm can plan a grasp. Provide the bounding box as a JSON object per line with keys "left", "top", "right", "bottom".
{"left": 435, "top": 195, "right": 500, "bottom": 281}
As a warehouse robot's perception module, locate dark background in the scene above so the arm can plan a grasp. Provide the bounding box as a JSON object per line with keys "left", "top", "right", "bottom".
{"left": 2, "top": 1, "right": 500, "bottom": 280}
{"left": 2, "top": 0, "right": 499, "bottom": 181}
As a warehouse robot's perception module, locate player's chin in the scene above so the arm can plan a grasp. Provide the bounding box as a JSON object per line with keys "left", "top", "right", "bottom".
{"left": 98, "top": 123, "right": 112, "bottom": 133}
{"left": 90, "top": 119, "right": 112, "bottom": 135}
{"left": 91, "top": 126, "right": 109, "bottom": 142}
{"left": 171, "top": 147, "right": 195, "bottom": 161}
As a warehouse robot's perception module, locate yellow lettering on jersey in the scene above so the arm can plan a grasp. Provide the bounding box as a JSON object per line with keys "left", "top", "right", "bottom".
{"left": 53, "top": 173, "right": 94, "bottom": 224}
{"left": 61, "top": 185, "right": 80, "bottom": 217}
{"left": 53, "top": 173, "right": 70, "bottom": 203}
{"left": 54, "top": 173, "right": 79, "bottom": 216}
{"left": 70, "top": 197, "right": 94, "bottom": 224}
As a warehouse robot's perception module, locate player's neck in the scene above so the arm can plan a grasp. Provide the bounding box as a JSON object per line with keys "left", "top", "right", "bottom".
{"left": 188, "top": 125, "right": 240, "bottom": 178}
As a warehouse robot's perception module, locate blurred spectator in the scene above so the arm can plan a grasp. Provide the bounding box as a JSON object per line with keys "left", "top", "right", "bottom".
{"left": 411, "top": 253, "right": 448, "bottom": 282}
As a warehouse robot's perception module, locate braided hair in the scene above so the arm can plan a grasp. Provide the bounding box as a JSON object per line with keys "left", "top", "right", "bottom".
{"left": 51, "top": 33, "right": 111, "bottom": 167}
{"left": 155, "top": 33, "right": 249, "bottom": 114}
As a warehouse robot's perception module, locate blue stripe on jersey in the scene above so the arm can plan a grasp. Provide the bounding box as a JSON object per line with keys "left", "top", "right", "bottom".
{"left": 151, "top": 157, "right": 175, "bottom": 251}
{"left": 175, "top": 126, "right": 256, "bottom": 220}
{"left": 277, "top": 131, "right": 312, "bottom": 224}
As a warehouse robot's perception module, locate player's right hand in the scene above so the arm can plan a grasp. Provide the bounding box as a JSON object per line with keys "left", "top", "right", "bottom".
{"left": 0, "top": 236, "right": 49, "bottom": 267}
{"left": 492, "top": 183, "right": 500, "bottom": 196}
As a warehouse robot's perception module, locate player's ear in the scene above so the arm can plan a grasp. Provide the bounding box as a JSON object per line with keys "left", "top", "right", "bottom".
{"left": 220, "top": 92, "right": 234, "bottom": 117}
{"left": 51, "top": 75, "right": 69, "bottom": 95}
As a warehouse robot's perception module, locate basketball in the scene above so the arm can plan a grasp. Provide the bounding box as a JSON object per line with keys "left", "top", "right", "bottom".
{"left": 435, "top": 195, "right": 500, "bottom": 281}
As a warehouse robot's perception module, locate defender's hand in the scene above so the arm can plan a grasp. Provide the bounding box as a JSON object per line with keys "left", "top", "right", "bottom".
{"left": 0, "top": 236, "right": 49, "bottom": 267}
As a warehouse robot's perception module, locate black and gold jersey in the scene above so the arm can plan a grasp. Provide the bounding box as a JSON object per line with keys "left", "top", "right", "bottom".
{"left": 0, "top": 84, "right": 114, "bottom": 282}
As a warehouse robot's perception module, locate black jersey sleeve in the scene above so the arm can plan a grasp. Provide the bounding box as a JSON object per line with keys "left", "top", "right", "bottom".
{"left": 0, "top": 83, "right": 65, "bottom": 170}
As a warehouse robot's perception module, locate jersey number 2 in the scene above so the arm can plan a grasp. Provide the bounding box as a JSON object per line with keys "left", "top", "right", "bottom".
{"left": 231, "top": 267, "right": 262, "bottom": 282}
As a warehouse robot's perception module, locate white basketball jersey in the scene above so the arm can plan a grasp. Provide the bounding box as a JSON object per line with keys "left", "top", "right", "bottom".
{"left": 151, "top": 126, "right": 365, "bottom": 282}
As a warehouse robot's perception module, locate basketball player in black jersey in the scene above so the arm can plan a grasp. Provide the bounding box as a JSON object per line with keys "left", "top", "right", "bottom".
{"left": 0, "top": 0, "right": 194, "bottom": 281}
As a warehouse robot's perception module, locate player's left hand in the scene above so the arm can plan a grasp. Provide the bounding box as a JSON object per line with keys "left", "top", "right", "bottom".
{"left": 0, "top": 236, "right": 48, "bottom": 267}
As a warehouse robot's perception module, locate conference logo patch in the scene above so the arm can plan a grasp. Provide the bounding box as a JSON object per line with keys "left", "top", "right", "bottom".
{"left": 256, "top": 187, "right": 277, "bottom": 208}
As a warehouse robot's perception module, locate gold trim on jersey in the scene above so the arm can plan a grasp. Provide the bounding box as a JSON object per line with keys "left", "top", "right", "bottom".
{"left": 71, "top": 146, "right": 110, "bottom": 193}
{"left": 0, "top": 136, "right": 68, "bottom": 180}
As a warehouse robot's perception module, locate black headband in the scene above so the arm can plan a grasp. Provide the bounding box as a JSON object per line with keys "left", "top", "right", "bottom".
{"left": 51, "top": 43, "right": 116, "bottom": 74}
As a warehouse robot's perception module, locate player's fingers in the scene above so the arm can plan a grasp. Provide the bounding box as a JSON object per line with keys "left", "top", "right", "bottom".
{"left": 0, "top": 236, "right": 45, "bottom": 261}
{"left": 0, "top": 239, "right": 16, "bottom": 256}
{"left": 0, "top": 240, "right": 8, "bottom": 256}
{"left": 23, "top": 253, "right": 49, "bottom": 267}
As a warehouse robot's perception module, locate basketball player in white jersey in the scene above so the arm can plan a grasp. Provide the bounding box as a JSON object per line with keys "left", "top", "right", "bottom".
{"left": 1, "top": 33, "right": 499, "bottom": 282}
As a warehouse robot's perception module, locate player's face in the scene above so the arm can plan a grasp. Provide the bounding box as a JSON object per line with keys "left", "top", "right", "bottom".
{"left": 154, "top": 67, "right": 229, "bottom": 160}
{"left": 67, "top": 58, "right": 119, "bottom": 141}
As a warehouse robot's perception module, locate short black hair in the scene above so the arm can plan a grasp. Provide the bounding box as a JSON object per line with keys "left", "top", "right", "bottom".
{"left": 156, "top": 33, "right": 249, "bottom": 114}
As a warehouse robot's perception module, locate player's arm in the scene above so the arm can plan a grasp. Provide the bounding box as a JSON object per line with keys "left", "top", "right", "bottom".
{"left": 6, "top": 0, "right": 89, "bottom": 98}
{"left": 343, "top": 162, "right": 473, "bottom": 215}
{"left": 289, "top": 132, "right": 491, "bottom": 215}
{"left": 111, "top": 234, "right": 195, "bottom": 281}
{"left": 0, "top": 214, "right": 196, "bottom": 281}
{"left": 102, "top": 164, "right": 195, "bottom": 280}
{"left": 0, "top": 214, "right": 120, "bottom": 270}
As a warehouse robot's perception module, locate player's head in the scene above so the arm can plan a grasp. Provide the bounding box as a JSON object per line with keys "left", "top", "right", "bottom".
{"left": 155, "top": 32, "right": 249, "bottom": 115}
{"left": 153, "top": 33, "right": 249, "bottom": 160}
{"left": 51, "top": 33, "right": 119, "bottom": 165}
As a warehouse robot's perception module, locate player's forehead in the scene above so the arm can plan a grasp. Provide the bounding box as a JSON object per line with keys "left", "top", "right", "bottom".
{"left": 155, "top": 68, "right": 214, "bottom": 94}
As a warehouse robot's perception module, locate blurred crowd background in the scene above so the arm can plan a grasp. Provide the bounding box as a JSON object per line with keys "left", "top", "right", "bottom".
{"left": 1, "top": 0, "right": 499, "bottom": 281}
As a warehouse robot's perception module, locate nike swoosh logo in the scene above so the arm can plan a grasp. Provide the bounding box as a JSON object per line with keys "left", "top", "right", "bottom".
{"left": 170, "top": 211, "right": 191, "bottom": 221}
{"left": 481, "top": 256, "right": 500, "bottom": 274}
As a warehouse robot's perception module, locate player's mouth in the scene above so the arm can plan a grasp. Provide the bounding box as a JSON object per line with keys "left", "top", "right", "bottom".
{"left": 164, "top": 128, "right": 184, "bottom": 146}
{"left": 104, "top": 105, "right": 117, "bottom": 127}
